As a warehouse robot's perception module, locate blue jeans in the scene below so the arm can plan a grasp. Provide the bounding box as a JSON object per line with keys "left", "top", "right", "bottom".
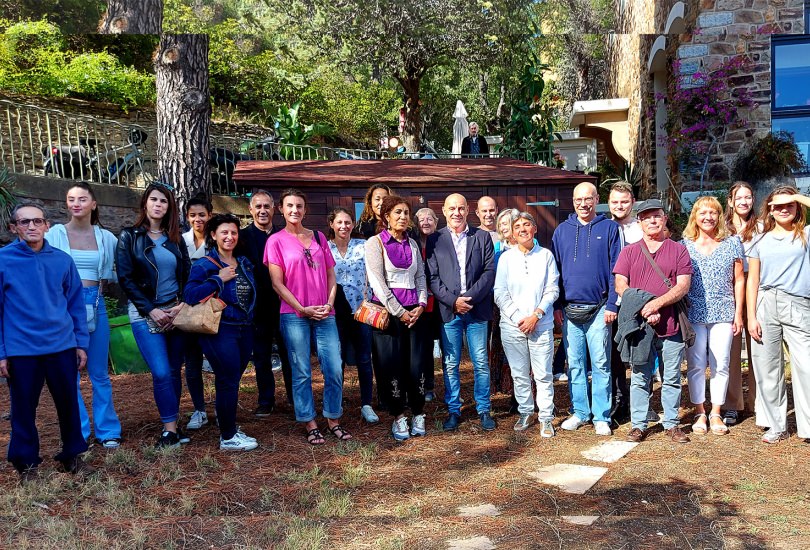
{"left": 131, "top": 321, "right": 185, "bottom": 424}
{"left": 336, "top": 314, "right": 375, "bottom": 407}
{"left": 562, "top": 305, "right": 612, "bottom": 423}
{"left": 200, "top": 323, "right": 254, "bottom": 440}
{"left": 7, "top": 349, "right": 88, "bottom": 472}
{"left": 630, "top": 333, "right": 686, "bottom": 430}
{"left": 441, "top": 313, "right": 491, "bottom": 415}
{"left": 184, "top": 332, "right": 206, "bottom": 412}
{"left": 280, "top": 314, "right": 344, "bottom": 423}
{"left": 77, "top": 287, "right": 121, "bottom": 441}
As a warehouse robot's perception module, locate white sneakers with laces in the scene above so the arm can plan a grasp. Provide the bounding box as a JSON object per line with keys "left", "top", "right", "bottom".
{"left": 220, "top": 430, "right": 258, "bottom": 451}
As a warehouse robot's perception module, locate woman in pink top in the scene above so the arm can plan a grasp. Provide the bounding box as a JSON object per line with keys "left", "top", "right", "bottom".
{"left": 265, "top": 188, "right": 351, "bottom": 445}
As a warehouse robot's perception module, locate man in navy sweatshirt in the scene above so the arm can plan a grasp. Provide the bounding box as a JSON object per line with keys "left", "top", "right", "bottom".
{"left": 0, "top": 202, "right": 90, "bottom": 480}
{"left": 551, "top": 182, "right": 621, "bottom": 437}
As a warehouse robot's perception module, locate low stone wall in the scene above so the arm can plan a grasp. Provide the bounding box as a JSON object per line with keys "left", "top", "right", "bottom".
{"left": 1, "top": 174, "right": 249, "bottom": 244}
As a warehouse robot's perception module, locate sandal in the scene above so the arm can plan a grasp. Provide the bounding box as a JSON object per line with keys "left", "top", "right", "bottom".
{"left": 709, "top": 413, "right": 729, "bottom": 435}
{"left": 328, "top": 424, "right": 353, "bottom": 441}
{"left": 692, "top": 413, "right": 708, "bottom": 434}
{"left": 306, "top": 428, "right": 325, "bottom": 445}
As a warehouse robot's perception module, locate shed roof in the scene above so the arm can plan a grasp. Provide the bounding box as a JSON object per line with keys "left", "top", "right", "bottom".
{"left": 233, "top": 158, "right": 595, "bottom": 187}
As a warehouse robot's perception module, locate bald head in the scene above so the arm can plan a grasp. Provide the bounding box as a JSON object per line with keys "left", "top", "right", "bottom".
{"left": 443, "top": 193, "right": 469, "bottom": 234}
{"left": 476, "top": 196, "right": 498, "bottom": 231}
{"left": 573, "top": 181, "right": 598, "bottom": 223}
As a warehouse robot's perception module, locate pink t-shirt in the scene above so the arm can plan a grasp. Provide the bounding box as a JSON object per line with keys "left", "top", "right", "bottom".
{"left": 613, "top": 239, "right": 693, "bottom": 337}
{"left": 264, "top": 229, "right": 336, "bottom": 316}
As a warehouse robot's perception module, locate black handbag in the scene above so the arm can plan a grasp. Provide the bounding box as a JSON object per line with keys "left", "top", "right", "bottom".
{"left": 638, "top": 243, "right": 696, "bottom": 347}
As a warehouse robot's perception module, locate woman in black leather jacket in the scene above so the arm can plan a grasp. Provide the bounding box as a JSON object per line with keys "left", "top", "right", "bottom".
{"left": 116, "top": 182, "right": 191, "bottom": 448}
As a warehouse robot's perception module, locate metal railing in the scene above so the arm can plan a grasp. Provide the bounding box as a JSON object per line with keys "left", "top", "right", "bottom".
{"left": 0, "top": 99, "right": 157, "bottom": 188}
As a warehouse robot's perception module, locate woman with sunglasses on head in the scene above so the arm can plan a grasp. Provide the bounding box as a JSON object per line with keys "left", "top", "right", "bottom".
{"left": 116, "top": 182, "right": 190, "bottom": 448}
{"left": 184, "top": 214, "right": 258, "bottom": 451}
{"left": 265, "top": 188, "right": 350, "bottom": 445}
{"left": 45, "top": 182, "right": 122, "bottom": 449}
{"left": 358, "top": 184, "right": 392, "bottom": 238}
{"left": 747, "top": 186, "right": 810, "bottom": 444}
{"left": 723, "top": 181, "right": 760, "bottom": 426}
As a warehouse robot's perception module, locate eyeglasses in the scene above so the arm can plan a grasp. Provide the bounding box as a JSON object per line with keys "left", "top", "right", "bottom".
{"left": 573, "top": 197, "right": 595, "bottom": 205}
{"left": 14, "top": 218, "right": 47, "bottom": 227}
{"left": 303, "top": 248, "right": 317, "bottom": 269}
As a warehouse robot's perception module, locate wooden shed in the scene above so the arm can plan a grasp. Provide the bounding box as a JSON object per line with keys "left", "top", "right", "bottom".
{"left": 233, "top": 158, "right": 597, "bottom": 245}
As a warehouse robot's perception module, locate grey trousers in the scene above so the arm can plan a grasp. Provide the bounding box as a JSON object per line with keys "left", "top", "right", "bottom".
{"left": 500, "top": 323, "right": 555, "bottom": 420}
{"left": 750, "top": 288, "right": 810, "bottom": 438}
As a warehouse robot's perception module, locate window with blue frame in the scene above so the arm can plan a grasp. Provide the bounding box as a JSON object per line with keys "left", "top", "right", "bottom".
{"left": 772, "top": 34, "right": 810, "bottom": 171}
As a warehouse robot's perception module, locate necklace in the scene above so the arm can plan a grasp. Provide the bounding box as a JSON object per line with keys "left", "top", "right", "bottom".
{"left": 148, "top": 229, "right": 164, "bottom": 235}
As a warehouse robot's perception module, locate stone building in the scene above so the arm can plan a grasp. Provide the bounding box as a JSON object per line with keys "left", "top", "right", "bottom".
{"left": 569, "top": 0, "right": 808, "bottom": 200}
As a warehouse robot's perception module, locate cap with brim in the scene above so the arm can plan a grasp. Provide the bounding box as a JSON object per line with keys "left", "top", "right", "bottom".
{"left": 636, "top": 199, "right": 664, "bottom": 216}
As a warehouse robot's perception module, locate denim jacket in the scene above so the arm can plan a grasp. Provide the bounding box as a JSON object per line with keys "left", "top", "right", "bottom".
{"left": 183, "top": 249, "right": 256, "bottom": 325}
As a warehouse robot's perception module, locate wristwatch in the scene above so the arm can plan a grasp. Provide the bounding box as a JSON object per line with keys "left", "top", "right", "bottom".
{"left": 534, "top": 309, "right": 543, "bottom": 320}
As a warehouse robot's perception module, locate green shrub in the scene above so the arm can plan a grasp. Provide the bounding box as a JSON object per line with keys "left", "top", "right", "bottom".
{"left": 61, "top": 51, "right": 156, "bottom": 108}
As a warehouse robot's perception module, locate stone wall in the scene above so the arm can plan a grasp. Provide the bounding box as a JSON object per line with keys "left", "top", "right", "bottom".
{"left": 672, "top": 0, "right": 804, "bottom": 180}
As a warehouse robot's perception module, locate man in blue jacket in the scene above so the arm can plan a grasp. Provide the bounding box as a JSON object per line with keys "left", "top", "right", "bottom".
{"left": 0, "top": 202, "right": 90, "bottom": 480}
{"left": 427, "top": 193, "right": 497, "bottom": 432}
{"left": 551, "top": 182, "right": 622, "bottom": 437}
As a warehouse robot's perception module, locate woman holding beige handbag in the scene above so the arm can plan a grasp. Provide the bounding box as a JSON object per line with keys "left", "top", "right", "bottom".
{"left": 184, "top": 214, "right": 258, "bottom": 451}
{"left": 365, "top": 195, "right": 430, "bottom": 441}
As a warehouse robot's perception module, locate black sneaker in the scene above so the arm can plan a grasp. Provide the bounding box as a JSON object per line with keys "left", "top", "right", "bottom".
{"left": 254, "top": 404, "right": 274, "bottom": 417}
{"left": 177, "top": 427, "right": 191, "bottom": 444}
{"left": 60, "top": 456, "right": 96, "bottom": 477}
{"left": 155, "top": 430, "right": 181, "bottom": 449}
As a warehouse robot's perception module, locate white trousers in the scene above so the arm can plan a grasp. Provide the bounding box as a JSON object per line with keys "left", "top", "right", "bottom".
{"left": 500, "top": 323, "right": 555, "bottom": 420}
{"left": 686, "top": 322, "right": 734, "bottom": 406}
{"left": 750, "top": 288, "right": 810, "bottom": 438}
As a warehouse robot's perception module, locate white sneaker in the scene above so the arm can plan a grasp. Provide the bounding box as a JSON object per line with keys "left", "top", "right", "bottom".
{"left": 361, "top": 405, "right": 380, "bottom": 424}
{"left": 187, "top": 410, "right": 208, "bottom": 430}
{"left": 410, "top": 414, "right": 426, "bottom": 436}
{"left": 236, "top": 427, "right": 256, "bottom": 443}
{"left": 540, "top": 420, "right": 556, "bottom": 438}
{"left": 220, "top": 431, "right": 258, "bottom": 451}
{"left": 594, "top": 421, "right": 612, "bottom": 436}
{"left": 201, "top": 358, "right": 214, "bottom": 373}
{"left": 392, "top": 417, "right": 410, "bottom": 441}
{"left": 433, "top": 340, "right": 442, "bottom": 359}
{"left": 553, "top": 373, "right": 568, "bottom": 382}
{"left": 561, "top": 415, "right": 587, "bottom": 431}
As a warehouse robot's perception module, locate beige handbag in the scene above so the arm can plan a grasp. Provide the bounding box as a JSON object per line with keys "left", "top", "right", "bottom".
{"left": 173, "top": 256, "right": 228, "bottom": 335}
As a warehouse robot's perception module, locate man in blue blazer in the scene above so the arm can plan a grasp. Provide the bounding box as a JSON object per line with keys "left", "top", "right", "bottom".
{"left": 426, "top": 193, "right": 497, "bottom": 432}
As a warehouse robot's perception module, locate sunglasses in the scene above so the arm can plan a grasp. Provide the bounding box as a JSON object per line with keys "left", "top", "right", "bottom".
{"left": 303, "top": 248, "right": 317, "bottom": 269}
{"left": 14, "top": 218, "right": 47, "bottom": 227}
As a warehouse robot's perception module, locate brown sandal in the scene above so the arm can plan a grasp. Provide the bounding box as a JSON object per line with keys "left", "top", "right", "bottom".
{"left": 328, "top": 424, "right": 352, "bottom": 441}
{"left": 306, "top": 428, "right": 325, "bottom": 445}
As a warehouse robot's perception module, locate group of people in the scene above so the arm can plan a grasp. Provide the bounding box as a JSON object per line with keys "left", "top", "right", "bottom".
{"left": 1, "top": 176, "right": 808, "bottom": 480}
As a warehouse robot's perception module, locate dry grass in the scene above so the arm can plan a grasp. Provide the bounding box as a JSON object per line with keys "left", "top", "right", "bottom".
{"left": 0, "top": 360, "right": 807, "bottom": 548}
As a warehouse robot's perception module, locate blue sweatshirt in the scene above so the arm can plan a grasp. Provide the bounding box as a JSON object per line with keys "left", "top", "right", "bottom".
{"left": 0, "top": 240, "right": 89, "bottom": 360}
{"left": 550, "top": 213, "right": 621, "bottom": 313}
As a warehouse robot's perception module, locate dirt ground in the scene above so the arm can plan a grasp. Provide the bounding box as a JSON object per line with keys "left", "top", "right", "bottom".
{"left": 0, "top": 359, "right": 807, "bottom": 549}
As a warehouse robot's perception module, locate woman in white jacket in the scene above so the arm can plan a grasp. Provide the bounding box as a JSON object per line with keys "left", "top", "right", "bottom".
{"left": 494, "top": 212, "right": 559, "bottom": 437}
{"left": 46, "top": 182, "right": 122, "bottom": 448}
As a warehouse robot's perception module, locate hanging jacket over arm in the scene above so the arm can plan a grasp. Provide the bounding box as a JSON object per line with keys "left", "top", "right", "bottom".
{"left": 614, "top": 288, "right": 657, "bottom": 366}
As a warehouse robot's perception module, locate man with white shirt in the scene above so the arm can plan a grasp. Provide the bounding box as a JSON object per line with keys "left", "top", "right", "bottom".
{"left": 426, "top": 193, "right": 497, "bottom": 432}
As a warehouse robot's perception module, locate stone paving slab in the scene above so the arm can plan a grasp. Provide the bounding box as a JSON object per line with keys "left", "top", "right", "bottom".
{"left": 458, "top": 504, "right": 501, "bottom": 517}
{"left": 561, "top": 515, "right": 600, "bottom": 526}
{"left": 528, "top": 463, "right": 609, "bottom": 494}
{"left": 447, "top": 536, "right": 496, "bottom": 550}
{"left": 580, "top": 440, "right": 638, "bottom": 464}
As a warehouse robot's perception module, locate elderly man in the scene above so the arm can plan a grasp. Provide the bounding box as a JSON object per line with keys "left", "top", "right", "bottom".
{"left": 614, "top": 199, "right": 693, "bottom": 443}
{"left": 239, "top": 190, "right": 293, "bottom": 415}
{"left": 1, "top": 202, "right": 90, "bottom": 480}
{"left": 461, "top": 122, "right": 489, "bottom": 158}
{"left": 475, "top": 196, "right": 499, "bottom": 245}
{"left": 551, "top": 182, "right": 621, "bottom": 436}
{"left": 427, "top": 193, "right": 497, "bottom": 431}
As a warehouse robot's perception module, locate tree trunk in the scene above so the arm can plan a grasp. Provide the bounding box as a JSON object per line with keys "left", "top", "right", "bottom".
{"left": 397, "top": 75, "right": 422, "bottom": 152}
{"left": 100, "top": 0, "right": 163, "bottom": 33}
{"left": 155, "top": 34, "right": 211, "bottom": 215}
{"left": 478, "top": 72, "right": 489, "bottom": 131}
{"left": 495, "top": 82, "right": 507, "bottom": 124}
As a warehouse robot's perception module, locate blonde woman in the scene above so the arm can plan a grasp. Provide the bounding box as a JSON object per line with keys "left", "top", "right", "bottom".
{"left": 747, "top": 186, "right": 810, "bottom": 443}
{"left": 681, "top": 196, "right": 744, "bottom": 435}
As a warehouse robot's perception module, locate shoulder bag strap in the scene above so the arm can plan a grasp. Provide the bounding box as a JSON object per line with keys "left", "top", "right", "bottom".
{"left": 204, "top": 255, "right": 225, "bottom": 270}
{"left": 639, "top": 242, "right": 673, "bottom": 289}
